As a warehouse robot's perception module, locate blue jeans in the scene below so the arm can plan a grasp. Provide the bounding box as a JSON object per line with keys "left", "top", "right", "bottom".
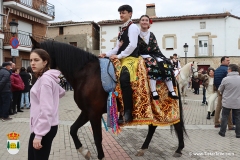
{"left": 202, "top": 87, "right": 206, "bottom": 104}
{"left": 219, "top": 107, "right": 240, "bottom": 137}
{"left": 21, "top": 92, "right": 30, "bottom": 108}
{"left": 0, "top": 92, "right": 11, "bottom": 118}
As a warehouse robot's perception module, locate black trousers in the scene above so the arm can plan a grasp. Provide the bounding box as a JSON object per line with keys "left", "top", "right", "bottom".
{"left": 119, "top": 67, "right": 133, "bottom": 113}
{"left": 12, "top": 91, "right": 21, "bottom": 112}
{"left": 28, "top": 126, "right": 58, "bottom": 160}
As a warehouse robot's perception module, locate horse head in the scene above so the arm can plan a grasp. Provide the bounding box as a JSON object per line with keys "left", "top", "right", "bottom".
{"left": 191, "top": 61, "right": 198, "bottom": 78}
{"left": 30, "top": 36, "right": 57, "bottom": 69}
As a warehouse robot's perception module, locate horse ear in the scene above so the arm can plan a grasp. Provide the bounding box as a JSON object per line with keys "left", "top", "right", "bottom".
{"left": 30, "top": 36, "right": 40, "bottom": 50}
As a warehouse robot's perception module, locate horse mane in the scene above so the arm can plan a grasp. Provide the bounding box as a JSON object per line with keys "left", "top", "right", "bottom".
{"left": 39, "top": 40, "right": 99, "bottom": 77}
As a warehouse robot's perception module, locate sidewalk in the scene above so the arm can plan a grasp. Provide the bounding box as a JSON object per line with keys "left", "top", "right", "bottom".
{"left": 0, "top": 89, "right": 239, "bottom": 160}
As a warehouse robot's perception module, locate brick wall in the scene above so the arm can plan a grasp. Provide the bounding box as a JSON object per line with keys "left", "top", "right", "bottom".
{"left": 3, "top": 50, "right": 30, "bottom": 69}
{"left": 3, "top": 13, "right": 47, "bottom": 67}
{"left": 6, "top": 13, "right": 47, "bottom": 36}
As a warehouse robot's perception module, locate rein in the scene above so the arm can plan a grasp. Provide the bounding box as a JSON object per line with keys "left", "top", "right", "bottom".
{"left": 107, "top": 58, "right": 117, "bottom": 84}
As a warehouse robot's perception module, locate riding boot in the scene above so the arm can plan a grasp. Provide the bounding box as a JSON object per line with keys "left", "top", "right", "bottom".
{"left": 119, "top": 67, "right": 133, "bottom": 124}
{"left": 150, "top": 79, "right": 159, "bottom": 100}
{"left": 207, "top": 112, "right": 211, "bottom": 119}
{"left": 165, "top": 80, "right": 179, "bottom": 99}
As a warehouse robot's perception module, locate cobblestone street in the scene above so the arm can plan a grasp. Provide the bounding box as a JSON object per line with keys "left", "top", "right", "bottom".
{"left": 1, "top": 89, "right": 239, "bottom": 160}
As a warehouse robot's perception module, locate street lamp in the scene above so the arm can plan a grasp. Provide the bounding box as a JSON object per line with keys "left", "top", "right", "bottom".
{"left": 9, "top": 19, "right": 19, "bottom": 36}
{"left": 9, "top": 19, "right": 19, "bottom": 63}
{"left": 183, "top": 43, "right": 188, "bottom": 64}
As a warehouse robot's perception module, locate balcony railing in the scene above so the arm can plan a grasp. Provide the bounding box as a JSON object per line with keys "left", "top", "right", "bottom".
{"left": 3, "top": 30, "right": 50, "bottom": 47}
{"left": 3, "top": 0, "right": 55, "bottom": 17}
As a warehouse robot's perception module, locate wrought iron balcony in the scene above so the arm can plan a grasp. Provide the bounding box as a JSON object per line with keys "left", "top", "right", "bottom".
{"left": 3, "top": 30, "right": 49, "bottom": 47}
{"left": 3, "top": 0, "right": 55, "bottom": 20}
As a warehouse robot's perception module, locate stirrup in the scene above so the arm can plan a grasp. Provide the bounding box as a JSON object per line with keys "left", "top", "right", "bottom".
{"left": 152, "top": 91, "right": 159, "bottom": 100}
{"left": 168, "top": 91, "right": 179, "bottom": 99}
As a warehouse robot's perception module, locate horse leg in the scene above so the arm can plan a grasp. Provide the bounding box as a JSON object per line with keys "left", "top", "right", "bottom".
{"left": 90, "top": 115, "right": 105, "bottom": 160}
{"left": 172, "top": 122, "right": 184, "bottom": 157}
{"left": 135, "top": 125, "right": 157, "bottom": 156}
{"left": 70, "top": 112, "right": 91, "bottom": 160}
{"left": 183, "top": 85, "right": 188, "bottom": 104}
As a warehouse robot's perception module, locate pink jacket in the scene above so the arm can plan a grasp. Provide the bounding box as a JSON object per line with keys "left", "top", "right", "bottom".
{"left": 30, "top": 70, "right": 65, "bottom": 139}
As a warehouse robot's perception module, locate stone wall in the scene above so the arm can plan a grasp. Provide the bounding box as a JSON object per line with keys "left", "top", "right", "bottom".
{"left": 179, "top": 56, "right": 240, "bottom": 69}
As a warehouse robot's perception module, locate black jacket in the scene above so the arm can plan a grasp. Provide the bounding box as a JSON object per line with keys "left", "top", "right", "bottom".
{"left": 19, "top": 71, "right": 31, "bottom": 92}
{"left": 0, "top": 68, "right": 11, "bottom": 93}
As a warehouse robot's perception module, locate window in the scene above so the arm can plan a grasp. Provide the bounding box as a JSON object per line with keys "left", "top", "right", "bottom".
{"left": 69, "top": 42, "right": 77, "bottom": 47}
{"left": 22, "top": 59, "right": 30, "bottom": 68}
{"left": 59, "top": 27, "right": 63, "bottom": 35}
{"left": 200, "top": 22, "right": 206, "bottom": 29}
{"left": 165, "top": 37, "right": 174, "bottom": 50}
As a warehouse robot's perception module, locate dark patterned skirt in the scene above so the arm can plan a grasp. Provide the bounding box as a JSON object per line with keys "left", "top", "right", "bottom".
{"left": 144, "top": 57, "right": 173, "bottom": 81}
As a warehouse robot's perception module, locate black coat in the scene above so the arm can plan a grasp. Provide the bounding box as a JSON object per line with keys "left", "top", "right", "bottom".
{"left": 19, "top": 71, "right": 31, "bottom": 92}
{"left": 0, "top": 68, "right": 11, "bottom": 93}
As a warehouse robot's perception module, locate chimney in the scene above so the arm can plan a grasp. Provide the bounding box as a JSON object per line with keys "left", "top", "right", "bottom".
{"left": 146, "top": 3, "right": 156, "bottom": 17}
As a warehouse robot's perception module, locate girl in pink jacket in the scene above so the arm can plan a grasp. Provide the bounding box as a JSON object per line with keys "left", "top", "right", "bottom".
{"left": 28, "top": 49, "right": 65, "bottom": 160}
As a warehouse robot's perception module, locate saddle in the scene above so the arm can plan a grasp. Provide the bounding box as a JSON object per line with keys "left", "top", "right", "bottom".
{"left": 99, "top": 58, "right": 117, "bottom": 93}
{"left": 110, "top": 57, "right": 181, "bottom": 127}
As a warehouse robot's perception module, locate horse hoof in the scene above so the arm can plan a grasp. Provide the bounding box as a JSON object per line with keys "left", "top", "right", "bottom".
{"left": 135, "top": 149, "right": 146, "bottom": 156}
{"left": 173, "top": 152, "right": 182, "bottom": 157}
{"left": 78, "top": 147, "right": 91, "bottom": 160}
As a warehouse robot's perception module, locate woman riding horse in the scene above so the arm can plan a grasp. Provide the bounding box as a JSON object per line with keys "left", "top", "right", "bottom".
{"left": 138, "top": 15, "right": 178, "bottom": 100}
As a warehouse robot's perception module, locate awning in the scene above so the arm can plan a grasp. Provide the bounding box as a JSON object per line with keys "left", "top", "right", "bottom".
{"left": 8, "top": 8, "right": 48, "bottom": 25}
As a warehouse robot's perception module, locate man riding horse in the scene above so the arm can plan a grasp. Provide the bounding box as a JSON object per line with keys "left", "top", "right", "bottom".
{"left": 99, "top": 5, "right": 139, "bottom": 124}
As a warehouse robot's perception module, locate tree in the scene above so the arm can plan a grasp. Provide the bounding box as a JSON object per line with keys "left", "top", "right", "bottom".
{"left": 7, "top": 141, "right": 10, "bottom": 149}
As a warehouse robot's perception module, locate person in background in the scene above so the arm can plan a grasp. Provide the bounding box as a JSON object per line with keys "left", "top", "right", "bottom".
{"left": 28, "top": 49, "right": 65, "bottom": 159}
{"left": 201, "top": 70, "right": 208, "bottom": 106}
{"left": 0, "top": 62, "right": 12, "bottom": 121}
{"left": 214, "top": 56, "right": 234, "bottom": 130}
{"left": 198, "top": 67, "right": 217, "bottom": 119}
{"left": 10, "top": 68, "right": 25, "bottom": 113}
{"left": 218, "top": 64, "right": 240, "bottom": 137}
{"left": 19, "top": 67, "right": 31, "bottom": 109}
{"left": 172, "top": 53, "right": 181, "bottom": 77}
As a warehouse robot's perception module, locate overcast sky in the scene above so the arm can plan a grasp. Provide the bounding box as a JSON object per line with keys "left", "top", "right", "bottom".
{"left": 47, "top": 0, "right": 240, "bottom": 22}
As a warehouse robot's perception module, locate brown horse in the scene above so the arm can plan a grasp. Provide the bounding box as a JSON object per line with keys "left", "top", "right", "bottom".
{"left": 31, "top": 37, "right": 187, "bottom": 160}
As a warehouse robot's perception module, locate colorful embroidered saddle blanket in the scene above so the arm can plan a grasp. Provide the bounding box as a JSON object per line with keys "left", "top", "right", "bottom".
{"left": 99, "top": 58, "right": 116, "bottom": 92}
{"left": 112, "top": 57, "right": 180, "bottom": 126}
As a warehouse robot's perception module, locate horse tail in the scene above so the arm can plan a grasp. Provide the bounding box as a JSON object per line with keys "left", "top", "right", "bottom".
{"left": 170, "top": 78, "right": 188, "bottom": 138}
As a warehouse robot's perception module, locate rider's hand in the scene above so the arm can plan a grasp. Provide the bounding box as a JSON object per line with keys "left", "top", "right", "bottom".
{"left": 110, "top": 55, "right": 118, "bottom": 60}
{"left": 99, "top": 53, "right": 106, "bottom": 58}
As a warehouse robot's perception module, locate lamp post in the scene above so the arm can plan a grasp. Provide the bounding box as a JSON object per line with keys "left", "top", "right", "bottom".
{"left": 9, "top": 19, "right": 19, "bottom": 36}
{"left": 183, "top": 43, "right": 188, "bottom": 64}
{"left": 9, "top": 19, "right": 19, "bottom": 63}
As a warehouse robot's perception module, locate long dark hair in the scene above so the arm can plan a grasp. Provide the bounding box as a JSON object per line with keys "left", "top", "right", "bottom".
{"left": 31, "top": 49, "right": 51, "bottom": 77}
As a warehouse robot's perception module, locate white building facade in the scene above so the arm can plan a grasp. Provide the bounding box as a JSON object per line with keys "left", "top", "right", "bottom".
{"left": 98, "top": 12, "right": 240, "bottom": 69}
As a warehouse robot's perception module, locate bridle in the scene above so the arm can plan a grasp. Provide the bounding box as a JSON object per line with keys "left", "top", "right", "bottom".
{"left": 190, "top": 63, "right": 198, "bottom": 79}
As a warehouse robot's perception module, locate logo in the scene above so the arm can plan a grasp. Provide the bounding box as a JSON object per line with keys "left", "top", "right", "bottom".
{"left": 7, "top": 131, "right": 20, "bottom": 155}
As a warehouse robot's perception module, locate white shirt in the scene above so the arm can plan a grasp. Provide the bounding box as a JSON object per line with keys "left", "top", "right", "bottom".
{"left": 139, "top": 31, "right": 151, "bottom": 59}
{"left": 106, "top": 23, "right": 140, "bottom": 59}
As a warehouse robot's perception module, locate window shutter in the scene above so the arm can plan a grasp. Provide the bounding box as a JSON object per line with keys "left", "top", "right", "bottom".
{"left": 165, "top": 37, "right": 174, "bottom": 49}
